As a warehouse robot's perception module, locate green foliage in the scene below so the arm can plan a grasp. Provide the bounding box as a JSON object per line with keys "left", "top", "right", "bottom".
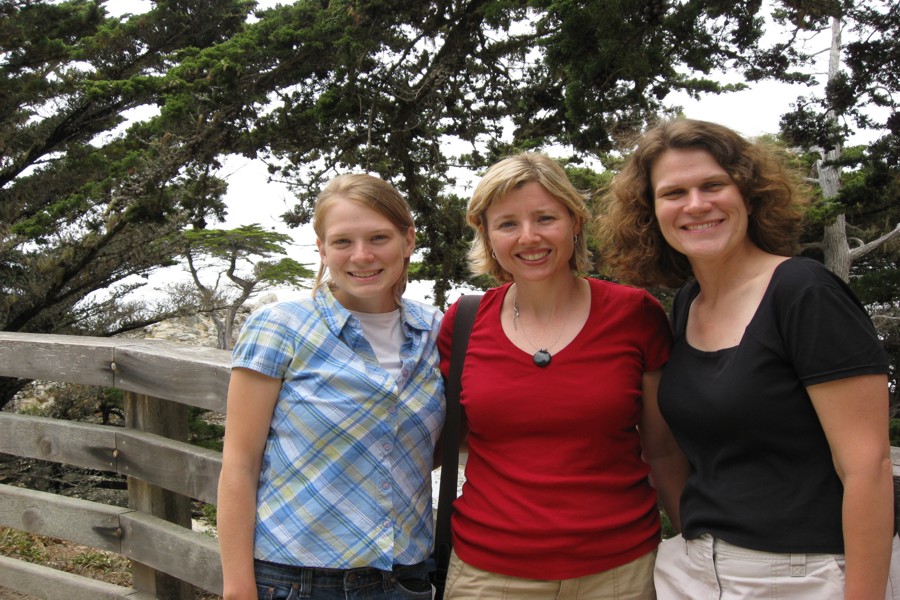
{"left": 178, "top": 224, "right": 314, "bottom": 347}
{"left": 890, "top": 419, "right": 900, "bottom": 447}
{"left": 660, "top": 510, "right": 677, "bottom": 540}
{"left": 852, "top": 265, "right": 900, "bottom": 306}
{"left": 188, "top": 407, "right": 225, "bottom": 452}
{"left": 780, "top": 101, "right": 849, "bottom": 153}
{"left": 183, "top": 224, "right": 293, "bottom": 256}
{"left": 21, "top": 383, "right": 126, "bottom": 424}
{"left": 200, "top": 502, "right": 218, "bottom": 529}
{"left": 69, "top": 549, "right": 125, "bottom": 571}
{"left": 0, "top": 528, "right": 50, "bottom": 563}
{"left": 777, "top": 0, "right": 899, "bottom": 162}
{"left": 0, "top": 0, "right": 250, "bottom": 349}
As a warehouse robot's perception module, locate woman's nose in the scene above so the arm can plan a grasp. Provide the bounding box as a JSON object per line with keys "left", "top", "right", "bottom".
{"left": 684, "top": 189, "right": 709, "bottom": 213}
{"left": 351, "top": 242, "right": 375, "bottom": 261}
{"left": 519, "top": 222, "right": 540, "bottom": 243}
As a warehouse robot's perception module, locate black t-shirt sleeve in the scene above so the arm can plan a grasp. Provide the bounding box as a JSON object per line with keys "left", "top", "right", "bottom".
{"left": 777, "top": 259, "right": 889, "bottom": 386}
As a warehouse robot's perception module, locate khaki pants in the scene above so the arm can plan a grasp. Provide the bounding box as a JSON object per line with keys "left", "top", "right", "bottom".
{"left": 654, "top": 533, "right": 900, "bottom": 599}
{"left": 444, "top": 549, "right": 657, "bottom": 600}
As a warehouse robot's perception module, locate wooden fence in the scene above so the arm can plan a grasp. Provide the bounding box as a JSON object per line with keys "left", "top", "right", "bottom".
{"left": 0, "top": 332, "right": 231, "bottom": 599}
{"left": 1, "top": 331, "right": 900, "bottom": 599}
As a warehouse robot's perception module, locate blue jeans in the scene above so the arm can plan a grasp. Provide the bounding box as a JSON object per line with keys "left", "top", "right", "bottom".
{"left": 254, "top": 559, "right": 433, "bottom": 600}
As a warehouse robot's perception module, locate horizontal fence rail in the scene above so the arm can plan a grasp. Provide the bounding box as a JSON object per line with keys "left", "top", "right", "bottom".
{"left": 0, "top": 332, "right": 231, "bottom": 599}
{"left": 0, "top": 332, "right": 230, "bottom": 411}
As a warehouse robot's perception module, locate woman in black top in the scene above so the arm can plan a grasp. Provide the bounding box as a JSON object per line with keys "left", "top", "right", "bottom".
{"left": 600, "top": 118, "right": 897, "bottom": 599}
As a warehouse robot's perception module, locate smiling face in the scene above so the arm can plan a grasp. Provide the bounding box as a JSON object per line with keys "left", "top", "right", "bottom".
{"left": 483, "top": 180, "right": 580, "bottom": 285}
{"left": 651, "top": 148, "right": 754, "bottom": 265}
{"left": 316, "top": 196, "right": 415, "bottom": 313}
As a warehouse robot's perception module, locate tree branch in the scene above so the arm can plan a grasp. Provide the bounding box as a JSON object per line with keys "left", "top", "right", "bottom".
{"left": 849, "top": 223, "right": 900, "bottom": 261}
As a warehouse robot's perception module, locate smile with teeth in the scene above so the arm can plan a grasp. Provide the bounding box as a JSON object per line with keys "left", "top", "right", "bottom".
{"left": 349, "top": 269, "right": 382, "bottom": 278}
{"left": 683, "top": 220, "right": 722, "bottom": 231}
{"left": 518, "top": 250, "right": 550, "bottom": 261}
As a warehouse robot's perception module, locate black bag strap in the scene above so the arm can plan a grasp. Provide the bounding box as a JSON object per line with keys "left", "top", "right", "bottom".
{"left": 433, "top": 294, "right": 481, "bottom": 597}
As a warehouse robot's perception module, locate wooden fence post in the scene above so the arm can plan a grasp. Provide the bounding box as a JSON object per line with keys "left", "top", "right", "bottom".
{"left": 124, "top": 391, "right": 194, "bottom": 600}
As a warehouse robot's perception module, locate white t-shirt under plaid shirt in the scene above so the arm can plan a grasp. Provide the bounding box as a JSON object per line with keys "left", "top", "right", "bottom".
{"left": 231, "top": 287, "right": 444, "bottom": 571}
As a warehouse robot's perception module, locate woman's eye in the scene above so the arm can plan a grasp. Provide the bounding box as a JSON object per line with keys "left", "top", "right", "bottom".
{"left": 657, "top": 190, "right": 679, "bottom": 199}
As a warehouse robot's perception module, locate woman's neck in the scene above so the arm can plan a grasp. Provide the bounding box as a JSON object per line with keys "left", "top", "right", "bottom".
{"left": 690, "top": 245, "right": 785, "bottom": 304}
{"left": 510, "top": 273, "right": 583, "bottom": 319}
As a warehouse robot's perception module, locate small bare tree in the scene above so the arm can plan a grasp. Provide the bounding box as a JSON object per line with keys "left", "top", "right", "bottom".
{"left": 175, "top": 224, "right": 314, "bottom": 349}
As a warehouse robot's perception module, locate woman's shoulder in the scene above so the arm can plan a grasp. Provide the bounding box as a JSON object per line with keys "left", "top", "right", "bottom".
{"left": 245, "top": 296, "right": 319, "bottom": 328}
{"left": 440, "top": 285, "right": 503, "bottom": 328}
{"left": 766, "top": 257, "right": 872, "bottom": 324}
{"left": 401, "top": 297, "right": 443, "bottom": 329}
{"left": 587, "top": 276, "right": 660, "bottom": 304}
{"left": 771, "top": 256, "right": 845, "bottom": 293}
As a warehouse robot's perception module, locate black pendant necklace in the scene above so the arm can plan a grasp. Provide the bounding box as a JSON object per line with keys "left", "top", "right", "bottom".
{"left": 532, "top": 348, "right": 552, "bottom": 367}
{"left": 513, "top": 299, "right": 564, "bottom": 368}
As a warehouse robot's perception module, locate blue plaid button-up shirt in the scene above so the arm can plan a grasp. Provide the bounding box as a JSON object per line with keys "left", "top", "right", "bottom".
{"left": 231, "top": 287, "right": 444, "bottom": 570}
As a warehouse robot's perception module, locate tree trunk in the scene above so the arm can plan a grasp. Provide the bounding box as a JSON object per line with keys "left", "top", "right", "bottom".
{"left": 823, "top": 214, "right": 851, "bottom": 282}
{"left": 819, "top": 17, "right": 851, "bottom": 282}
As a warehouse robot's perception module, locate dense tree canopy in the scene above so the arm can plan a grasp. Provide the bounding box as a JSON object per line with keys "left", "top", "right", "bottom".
{"left": 0, "top": 0, "right": 795, "bottom": 334}
{"left": 1, "top": 0, "right": 897, "bottom": 407}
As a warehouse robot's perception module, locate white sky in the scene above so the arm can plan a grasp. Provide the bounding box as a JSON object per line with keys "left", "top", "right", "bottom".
{"left": 101, "top": 0, "right": 849, "bottom": 305}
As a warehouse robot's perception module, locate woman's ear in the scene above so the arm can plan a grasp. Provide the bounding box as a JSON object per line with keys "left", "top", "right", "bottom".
{"left": 403, "top": 226, "right": 415, "bottom": 257}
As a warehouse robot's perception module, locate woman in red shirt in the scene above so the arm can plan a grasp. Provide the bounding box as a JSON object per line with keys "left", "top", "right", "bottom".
{"left": 437, "top": 152, "right": 688, "bottom": 598}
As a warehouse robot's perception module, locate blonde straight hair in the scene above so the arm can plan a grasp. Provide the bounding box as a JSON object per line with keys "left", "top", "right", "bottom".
{"left": 312, "top": 174, "right": 415, "bottom": 306}
{"left": 466, "top": 152, "right": 592, "bottom": 283}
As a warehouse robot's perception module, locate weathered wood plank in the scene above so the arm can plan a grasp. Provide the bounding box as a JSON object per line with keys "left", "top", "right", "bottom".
{"left": 0, "top": 332, "right": 116, "bottom": 387}
{"left": 116, "top": 429, "right": 221, "bottom": 505}
{"left": 114, "top": 341, "right": 230, "bottom": 412}
{"left": 0, "top": 485, "right": 222, "bottom": 595}
{"left": 0, "top": 332, "right": 231, "bottom": 411}
{"left": 0, "top": 413, "right": 222, "bottom": 503}
{"left": 125, "top": 391, "right": 194, "bottom": 600}
{"left": 0, "top": 484, "right": 128, "bottom": 552}
{"left": 0, "top": 555, "right": 136, "bottom": 600}
{"left": 0, "top": 413, "right": 117, "bottom": 471}
{"left": 120, "top": 510, "right": 223, "bottom": 595}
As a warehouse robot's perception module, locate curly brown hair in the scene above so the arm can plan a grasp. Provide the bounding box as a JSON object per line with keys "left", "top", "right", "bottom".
{"left": 598, "top": 119, "right": 807, "bottom": 288}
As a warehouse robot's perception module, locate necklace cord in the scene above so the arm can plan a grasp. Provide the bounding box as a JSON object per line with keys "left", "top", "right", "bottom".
{"left": 512, "top": 292, "right": 567, "bottom": 367}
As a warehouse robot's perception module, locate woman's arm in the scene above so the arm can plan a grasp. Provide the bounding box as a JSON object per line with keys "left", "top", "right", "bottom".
{"left": 809, "top": 373, "right": 893, "bottom": 600}
{"left": 639, "top": 369, "right": 690, "bottom": 533}
{"left": 217, "top": 367, "right": 282, "bottom": 600}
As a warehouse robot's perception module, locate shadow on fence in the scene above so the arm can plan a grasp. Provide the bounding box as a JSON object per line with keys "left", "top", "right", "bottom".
{"left": 0, "top": 332, "right": 230, "bottom": 599}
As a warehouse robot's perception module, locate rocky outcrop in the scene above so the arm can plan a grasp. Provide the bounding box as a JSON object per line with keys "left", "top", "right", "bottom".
{"left": 137, "top": 292, "right": 280, "bottom": 348}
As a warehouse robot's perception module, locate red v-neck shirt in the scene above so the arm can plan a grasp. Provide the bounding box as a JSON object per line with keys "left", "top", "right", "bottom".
{"left": 438, "top": 278, "right": 672, "bottom": 579}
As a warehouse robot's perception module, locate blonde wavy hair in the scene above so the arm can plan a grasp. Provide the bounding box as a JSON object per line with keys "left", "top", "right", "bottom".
{"left": 467, "top": 152, "right": 592, "bottom": 283}
{"left": 599, "top": 119, "right": 807, "bottom": 288}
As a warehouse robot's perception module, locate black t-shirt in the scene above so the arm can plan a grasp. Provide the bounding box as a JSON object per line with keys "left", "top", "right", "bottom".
{"left": 658, "top": 257, "right": 889, "bottom": 553}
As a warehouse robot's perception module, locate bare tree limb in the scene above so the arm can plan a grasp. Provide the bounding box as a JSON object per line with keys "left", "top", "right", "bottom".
{"left": 849, "top": 223, "right": 900, "bottom": 261}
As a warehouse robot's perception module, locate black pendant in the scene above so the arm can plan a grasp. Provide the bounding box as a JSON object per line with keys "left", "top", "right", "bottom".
{"left": 533, "top": 349, "right": 552, "bottom": 367}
